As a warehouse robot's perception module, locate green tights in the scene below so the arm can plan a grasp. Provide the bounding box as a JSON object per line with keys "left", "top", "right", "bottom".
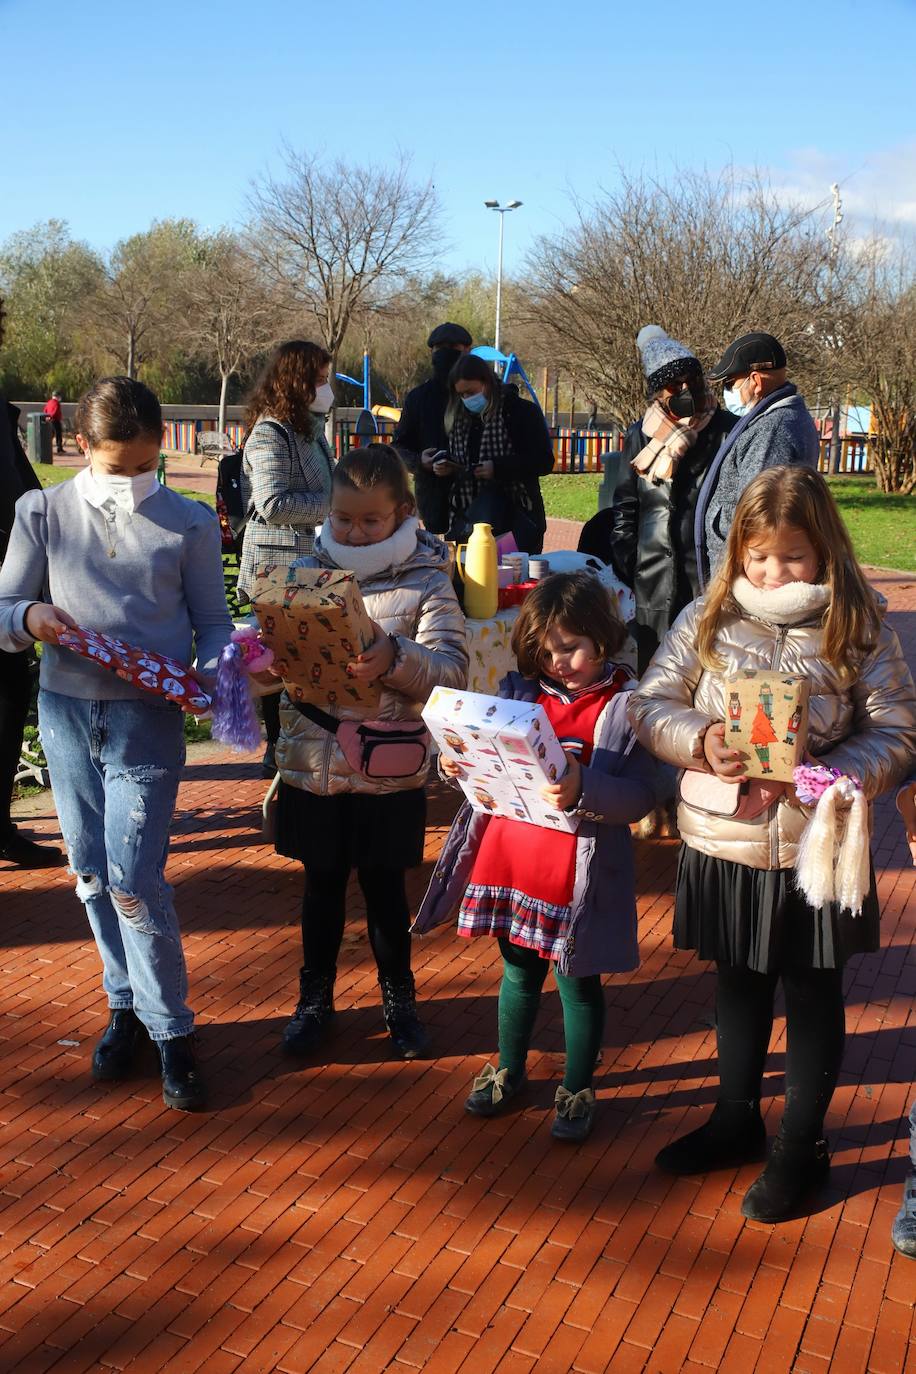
{"left": 496, "top": 938, "right": 605, "bottom": 1093}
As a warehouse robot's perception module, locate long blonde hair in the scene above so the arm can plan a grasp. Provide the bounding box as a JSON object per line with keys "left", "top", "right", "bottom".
{"left": 696, "top": 466, "right": 880, "bottom": 679}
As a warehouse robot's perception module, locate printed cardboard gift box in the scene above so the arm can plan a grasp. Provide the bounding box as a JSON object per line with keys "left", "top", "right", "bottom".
{"left": 422, "top": 686, "right": 578, "bottom": 833}
{"left": 249, "top": 564, "right": 380, "bottom": 710}
{"left": 57, "top": 626, "right": 212, "bottom": 715}
{"left": 724, "top": 670, "right": 810, "bottom": 782}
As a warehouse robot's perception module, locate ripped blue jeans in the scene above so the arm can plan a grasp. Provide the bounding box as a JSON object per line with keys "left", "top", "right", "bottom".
{"left": 39, "top": 690, "right": 193, "bottom": 1041}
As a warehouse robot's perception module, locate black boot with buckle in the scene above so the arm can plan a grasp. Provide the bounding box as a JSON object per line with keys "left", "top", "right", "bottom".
{"left": 282, "top": 970, "right": 336, "bottom": 1057}
{"left": 741, "top": 1134, "right": 830, "bottom": 1222}
{"left": 379, "top": 972, "right": 429, "bottom": 1060}
{"left": 92, "top": 1008, "right": 145, "bottom": 1082}
{"left": 157, "top": 1035, "right": 206, "bottom": 1111}
{"left": 655, "top": 1098, "right": 767, "bottom": 1175}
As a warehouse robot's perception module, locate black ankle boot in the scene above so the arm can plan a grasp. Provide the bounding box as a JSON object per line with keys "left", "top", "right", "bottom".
{"left": 282, "top": 970, "right": 335, "bottom": 1057}
{"left": 157, "top": 1035, "right": 206, "bottom": 1111}
{"left": 379, "top": 972, "right": 429, "bottom": 1060}
{"left": 92, "top": 1009, "right": 144, "bottom": 1082}
{"left": 655, "top": 1099, "right": 767, "bottom": 1175}
{"left": 741, "top": 1135, "right": 830, "bottom": 1222}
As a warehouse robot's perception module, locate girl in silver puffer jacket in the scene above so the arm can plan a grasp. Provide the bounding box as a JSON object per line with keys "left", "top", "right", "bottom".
{"left": 630, "top": 466, "right": 916, "bottom": 1225}
{"left": 274, "top": 447, "right": 468, "bottom": 1063}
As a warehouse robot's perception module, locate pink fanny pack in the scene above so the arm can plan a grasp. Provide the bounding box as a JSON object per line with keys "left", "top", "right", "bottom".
{"left": 295, "top": 702, "right": 430, "bottom": 780}
{"left": 679, "top": 769, "right": 786, "bottom": 820}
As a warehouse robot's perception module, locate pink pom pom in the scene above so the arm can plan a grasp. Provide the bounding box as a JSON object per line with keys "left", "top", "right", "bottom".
{"left": 230, "top": 626, "right": 274, "bottom": 674}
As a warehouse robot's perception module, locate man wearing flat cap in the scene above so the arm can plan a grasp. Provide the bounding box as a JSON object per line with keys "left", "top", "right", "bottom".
{"left": 694, "top": 331, "right": 820, "bottom": 585}
{"left": 393, "top": 322, "right": 472, "bottom": 532}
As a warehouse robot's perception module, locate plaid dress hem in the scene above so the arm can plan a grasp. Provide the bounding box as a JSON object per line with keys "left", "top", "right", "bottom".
{"left": 457, "top": 883, "right": 572, "bottom": 962}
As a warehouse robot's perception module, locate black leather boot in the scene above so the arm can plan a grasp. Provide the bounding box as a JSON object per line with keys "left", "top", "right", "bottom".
{"left": 282, "top": 970, "right": 335, "bottom": 1057}
{"left": 379, "top": 972, "right": 429, "bottom": 1060}
{"left": 157, "top": 1035, "right": 206, "bottom": 1111}
{"left": 92, "top": 1008, "right": 144, "bottom": 1082}
{"left": 741, "top": 1135, "right": 830, "bottom": 1222}
{"left": 655, "top": 1099, "right": 767, "bottom": 1175}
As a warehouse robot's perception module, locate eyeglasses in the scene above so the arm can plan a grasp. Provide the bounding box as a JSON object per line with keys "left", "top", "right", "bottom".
{"left": 327, "top": 509, "right": 398, "bottom": 536}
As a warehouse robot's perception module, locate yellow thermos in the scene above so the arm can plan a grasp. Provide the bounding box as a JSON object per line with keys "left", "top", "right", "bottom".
{"left": 456, "top": 522, "right": 499, "bottom": 619}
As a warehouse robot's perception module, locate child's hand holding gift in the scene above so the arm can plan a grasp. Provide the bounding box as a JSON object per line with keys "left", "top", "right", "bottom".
{"left": 440, "top": 755, "right": 466, "bottom": 779}
{"left": 542, "top": 750, "right": 582, "bottom": 810}
{"left": 347, "top": 620, "right": 396, "bottom": 682}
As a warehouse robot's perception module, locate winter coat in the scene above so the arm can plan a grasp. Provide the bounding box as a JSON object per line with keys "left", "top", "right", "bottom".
{"left": 696, "top": 386, "right": 820, "bottom": 583}
{"left": 237, "top": 416, "right": 335, "bottom": 597}
{"left": 393, "top": 374, "right": 452, "bottom": 534}
{"left": 596, "top": 408, "right": 736, "bottom": 672}
{"left": 1, "top": 400, "right": 40, "bottom": 564}
{"left": 446, "top": 384, "right": 554, "bottom": 553}
{"left": 628, "top": 585, "right": 916, "bottom": 871}
{"left": 276, "top": 526, "right": 469, "bottom": 797}
{"left": 412, "top": 671, "right": 658, "bottom": 976}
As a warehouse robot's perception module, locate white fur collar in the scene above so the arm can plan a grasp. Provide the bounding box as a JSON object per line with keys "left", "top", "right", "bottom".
{"left": 317, "top": 515, "right": 420, "bottom": 583}
{"left": 732, "top": 576, "right": 831, "bottom": 626}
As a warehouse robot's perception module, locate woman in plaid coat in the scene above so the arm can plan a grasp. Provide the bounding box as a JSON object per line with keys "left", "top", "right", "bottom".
{"left": 237, "top": 340, "right": 336, "bottom": 599}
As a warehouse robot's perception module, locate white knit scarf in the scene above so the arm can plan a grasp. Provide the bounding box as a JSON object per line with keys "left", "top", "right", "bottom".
{"left": 317, "top": 515, "right": 420, "bottom": 583}
{"left": 731, "top": 577, "right": 831, "bottom": 626}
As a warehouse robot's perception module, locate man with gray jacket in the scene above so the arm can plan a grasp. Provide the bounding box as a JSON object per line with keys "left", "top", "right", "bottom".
{"left": 694, "top": 331, "right": 820, "bottom": 585}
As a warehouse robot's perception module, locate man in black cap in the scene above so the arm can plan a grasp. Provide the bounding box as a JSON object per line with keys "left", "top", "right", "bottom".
{"left": 393, "top": 322, "right": 472, "bottom": 532}
{"left": 0, "top": 297, "right": 62, "bottom": 867}
{"left": 694, "top": 331, "right": 820, "bottom": 584}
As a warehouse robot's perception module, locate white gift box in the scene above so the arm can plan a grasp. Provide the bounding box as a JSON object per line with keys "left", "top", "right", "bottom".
{"left": 422, "top": 687, "right": 578, "bottom": 833}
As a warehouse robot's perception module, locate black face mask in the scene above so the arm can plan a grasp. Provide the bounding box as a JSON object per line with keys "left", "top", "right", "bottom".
{"left": 431, "top": 347, "right": 462, "bottom": 378}
{"left": 667, "top": 386, "right": 696, "bottom": 420}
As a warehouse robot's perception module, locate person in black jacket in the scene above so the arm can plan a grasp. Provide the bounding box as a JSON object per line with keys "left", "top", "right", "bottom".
{"left": 0, "top": 301, "right": 62, "bottom": 866}
{"left": 442, "top": 353, "right": 554, "bottom": 554}
{"left": 578, "top": 326, "right": 736, "bottom": 673}
{"left": 393, "top": 322, "right": 472, "bottom": 532}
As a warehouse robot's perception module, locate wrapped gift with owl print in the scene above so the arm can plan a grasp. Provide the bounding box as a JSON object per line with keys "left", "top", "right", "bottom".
{"left": 56, "top": 626, "right": 212, "bottom": 714}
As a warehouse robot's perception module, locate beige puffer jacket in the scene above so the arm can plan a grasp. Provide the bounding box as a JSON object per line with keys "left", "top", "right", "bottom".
{"left": 276, "top": 527, "right": 469, "bottom": 796}
{"left": 629, "top": 581, "right": 916, "bottom": 870}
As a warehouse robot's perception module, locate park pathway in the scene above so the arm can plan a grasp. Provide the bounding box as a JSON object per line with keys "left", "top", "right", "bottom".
{"left": 0, "top": 571, "right": 913, "bottom": 1373}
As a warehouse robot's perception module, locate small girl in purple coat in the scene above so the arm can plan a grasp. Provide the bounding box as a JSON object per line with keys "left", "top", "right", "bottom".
{"left": 413, "top": 574, "right": 656, "bottom": 1142}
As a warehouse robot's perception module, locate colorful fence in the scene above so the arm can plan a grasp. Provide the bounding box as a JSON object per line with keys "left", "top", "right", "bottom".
{"left": 160, "top": 415, "right": 875, "bottom": 476}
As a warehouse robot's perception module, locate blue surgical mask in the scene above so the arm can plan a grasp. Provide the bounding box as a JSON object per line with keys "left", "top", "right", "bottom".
{"left": 723, "top": 381, "right": 753, "bottom": 417}
{"left": 461, "top": 392, "right": 488, "bottom": 415}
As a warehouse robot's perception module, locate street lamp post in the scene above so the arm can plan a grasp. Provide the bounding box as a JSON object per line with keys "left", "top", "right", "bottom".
{"left": 484, "top": 199, "right": 522, "bottom": 355}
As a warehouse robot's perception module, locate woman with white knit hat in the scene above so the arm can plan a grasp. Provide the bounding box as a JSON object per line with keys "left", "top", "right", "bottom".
{"left": 579, "top": 326, "right": 736, "bottom": 673}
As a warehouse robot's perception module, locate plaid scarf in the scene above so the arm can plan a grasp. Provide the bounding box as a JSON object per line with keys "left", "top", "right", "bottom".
{"left": 447, "top": 394, "right": 533, "bottom": 528}
{"left": 632, "top": 390, "right": 717, "bottom": 484}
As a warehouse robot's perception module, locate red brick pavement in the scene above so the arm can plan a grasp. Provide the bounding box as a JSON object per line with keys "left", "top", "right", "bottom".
{"left": 1, "top": 570, "right": 914, "bottom": 1373}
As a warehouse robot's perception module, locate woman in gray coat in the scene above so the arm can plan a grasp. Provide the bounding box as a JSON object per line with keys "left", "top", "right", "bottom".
{"left": 238, "top": 339, "right": 336, "bottom": 770}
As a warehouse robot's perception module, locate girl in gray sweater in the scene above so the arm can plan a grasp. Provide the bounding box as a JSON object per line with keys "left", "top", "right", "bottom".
{"left": 0, "top": 377, "right": 232, "bottom": 1111}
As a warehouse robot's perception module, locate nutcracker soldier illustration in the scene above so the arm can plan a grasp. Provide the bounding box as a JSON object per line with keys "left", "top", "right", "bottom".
{"left": 784, "top": 705, "right": 803, "bottom": 748}
{"left": 728, "top": 691, "right": 742, "bottom": 733}
{"left": 759, "top": 681, "right": 775, "bottom": 721}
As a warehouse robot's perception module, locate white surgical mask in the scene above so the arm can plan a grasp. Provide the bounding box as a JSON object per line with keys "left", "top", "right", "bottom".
{"left": 89, "top": 465, "right": 159, "bottom": 512}
{"left": 310, "top": 382, "right": 335, "bottom": 414}
{"left": 723, "top": 380, "right": 753, "bottom": 418}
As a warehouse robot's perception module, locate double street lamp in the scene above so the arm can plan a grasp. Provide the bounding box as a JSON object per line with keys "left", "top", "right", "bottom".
{"left": 484, "top": 199, "right": 522, "bottom": 356}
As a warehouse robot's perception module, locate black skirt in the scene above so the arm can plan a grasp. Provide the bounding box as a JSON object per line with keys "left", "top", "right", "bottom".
{"left": 674, "top": 845, "right": 880, "bottom": 973}
{"left": 275, "top": 782, "right": 427, "bottom": 871}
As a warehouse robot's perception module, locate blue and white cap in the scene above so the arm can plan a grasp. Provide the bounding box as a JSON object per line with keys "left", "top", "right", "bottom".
{"left": 636, "top": 325, "right": 700, "bottom": 393}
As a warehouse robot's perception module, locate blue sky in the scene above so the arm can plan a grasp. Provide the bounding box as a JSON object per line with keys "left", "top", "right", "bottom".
{"left": 2, "top": 0, "right": 915, "bottom": 274}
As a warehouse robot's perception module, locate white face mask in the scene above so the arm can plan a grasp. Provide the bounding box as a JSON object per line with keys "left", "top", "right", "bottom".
{"left": 723, "top": 379, "right": 753, "bottom": 418}
{"left": 310, "top": 382, "right": 335, "bottom": 414}
{"left": 89, "top": 465, "right": 159, "bottom": 512}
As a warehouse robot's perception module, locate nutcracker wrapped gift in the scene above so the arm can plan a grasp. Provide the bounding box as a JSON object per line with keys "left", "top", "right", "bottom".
{"left": 422, "top": 686, "right": 577, "bottom": 833}
{"left": 249, "top": 564, "right": 380, "bottom": 710}
{"left": 724, "top": 670, "right": 810, "bottom": 782}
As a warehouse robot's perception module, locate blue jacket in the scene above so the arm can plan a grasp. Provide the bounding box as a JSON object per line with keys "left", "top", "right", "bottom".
{"left": 412, "top": 670, "right": 657, "bottom": 976}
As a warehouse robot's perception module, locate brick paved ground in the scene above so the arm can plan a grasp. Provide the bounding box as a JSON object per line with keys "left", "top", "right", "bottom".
{"left": 1, "top": 568, "right": 914, "bottom": 1373}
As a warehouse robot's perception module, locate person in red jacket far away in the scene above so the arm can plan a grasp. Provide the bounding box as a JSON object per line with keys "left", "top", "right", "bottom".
{"left": 43, "top": 393, "right": 64, "bottom": 454}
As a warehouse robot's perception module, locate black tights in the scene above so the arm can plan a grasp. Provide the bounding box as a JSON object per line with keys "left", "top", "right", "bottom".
{"left": 715, "top": 961, "right": 846, "bottom": 1142}
{"left": 301, "top": 866, "right": 411, "bottom": 980}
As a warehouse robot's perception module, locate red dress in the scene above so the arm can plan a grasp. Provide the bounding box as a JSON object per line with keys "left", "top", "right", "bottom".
{"left": 457, "top": 667, "right": 629, "bottom": 961}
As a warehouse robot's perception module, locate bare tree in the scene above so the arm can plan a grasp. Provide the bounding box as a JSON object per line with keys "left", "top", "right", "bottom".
{"left": 179, "top": 231, "right": 280, "bottom": 432}
{"left": 521, "top": 169, "right": 846, "bottom": 427}
{"left": 844, "top": 241, "right": 916, "bottom": 493}
{"left": 247, "top": 150, "right": 442, "bottom": 381}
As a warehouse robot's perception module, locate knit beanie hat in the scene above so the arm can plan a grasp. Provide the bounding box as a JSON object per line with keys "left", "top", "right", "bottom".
{"left": 636, "top": 325, "right": 700, "bottom": 394}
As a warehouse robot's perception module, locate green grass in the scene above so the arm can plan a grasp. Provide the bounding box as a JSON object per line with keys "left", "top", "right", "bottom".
{"left": 37, "top": 463, "right": 214, "bottom": 506}
{"left": 539, "top": 472, "right": 915, "bottom": 572}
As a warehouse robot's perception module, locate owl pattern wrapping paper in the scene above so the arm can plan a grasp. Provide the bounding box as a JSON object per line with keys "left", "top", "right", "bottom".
{"left": 249, "top": 564, "right": 381, "bottom": 711}
{"left": 57, "top": 627, "right": 212, "bottom": 714}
